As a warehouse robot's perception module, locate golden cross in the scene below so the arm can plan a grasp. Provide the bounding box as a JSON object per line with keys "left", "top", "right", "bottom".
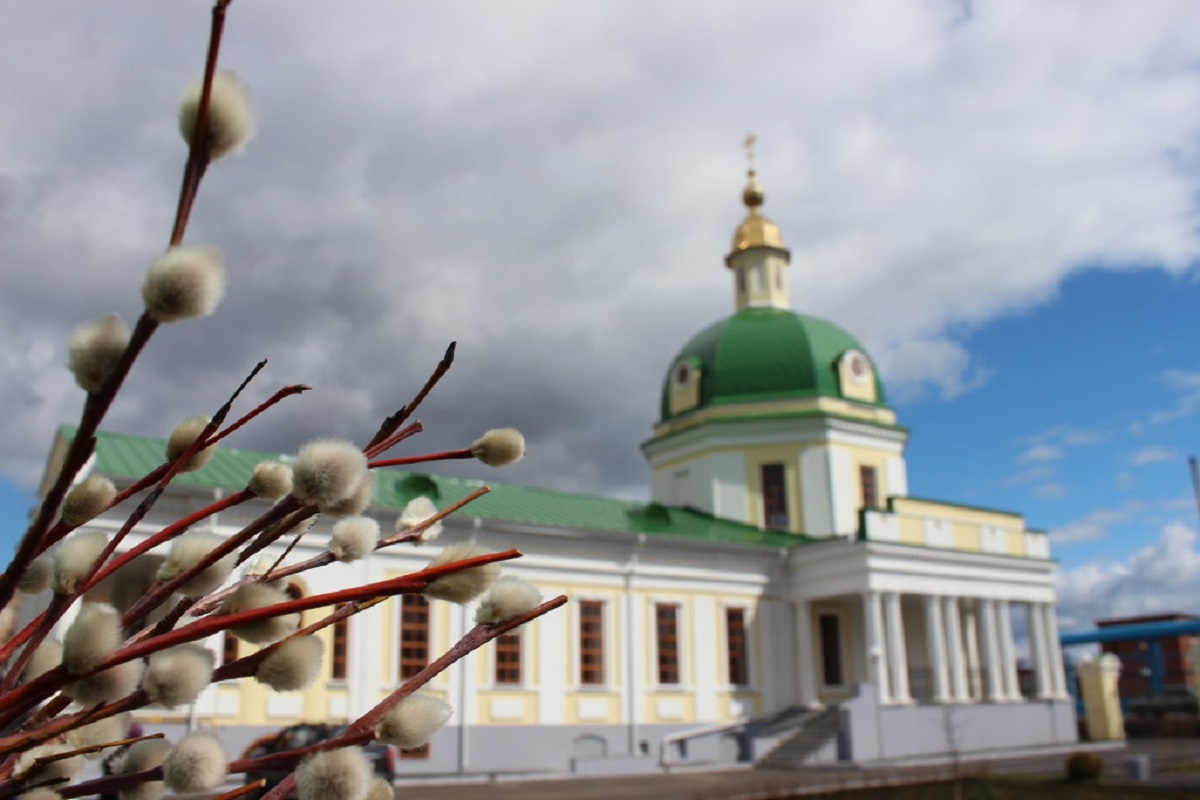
{"left": 742, "top": 132, "right": 757, "bottom": 172}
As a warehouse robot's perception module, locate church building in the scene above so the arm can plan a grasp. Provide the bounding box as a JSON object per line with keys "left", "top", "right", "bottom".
{"left": 39, "top": 162, "right": 1076, "bottom": 776}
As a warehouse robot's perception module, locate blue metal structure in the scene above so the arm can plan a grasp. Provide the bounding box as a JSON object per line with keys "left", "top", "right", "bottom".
{"left": 1060, "top": 618, "right": 1200, "bottom": 709}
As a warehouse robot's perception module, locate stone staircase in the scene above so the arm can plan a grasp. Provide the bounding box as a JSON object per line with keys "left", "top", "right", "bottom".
{"left": 755, "top": 706, "right": 841, "bottom": 771}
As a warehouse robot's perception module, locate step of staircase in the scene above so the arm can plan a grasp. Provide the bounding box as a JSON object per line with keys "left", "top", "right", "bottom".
{"left": 755, "top": 706, "right": 840, "bottom": 771}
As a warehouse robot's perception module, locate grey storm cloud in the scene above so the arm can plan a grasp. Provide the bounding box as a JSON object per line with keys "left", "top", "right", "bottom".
{"left": 3, "top": 1, "right": 1200, "bottom": 502}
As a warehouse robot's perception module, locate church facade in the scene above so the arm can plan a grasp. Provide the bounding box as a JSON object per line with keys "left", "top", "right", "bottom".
{"left": 40, "top": 166, "right": 1075, "bottom": 776}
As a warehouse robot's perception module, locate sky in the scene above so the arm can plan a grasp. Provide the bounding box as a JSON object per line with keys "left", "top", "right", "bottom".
{"left": 1, "top": 1, "right": 1198, "bottom": 636}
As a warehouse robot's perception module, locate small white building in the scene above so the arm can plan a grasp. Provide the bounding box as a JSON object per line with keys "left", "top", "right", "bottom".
{"left": 41, "top": 166, "right": 1075, "bottom": 776}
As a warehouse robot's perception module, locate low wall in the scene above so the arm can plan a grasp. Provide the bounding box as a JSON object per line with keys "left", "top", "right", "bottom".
{"left": 840, "top": 684, "right": 1077, "bottom": 762}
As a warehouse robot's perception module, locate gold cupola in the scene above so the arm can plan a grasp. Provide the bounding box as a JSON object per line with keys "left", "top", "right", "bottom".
{"left": 725, "top": 136, "right": 792, "bottom": 311}
{"left": 730, "top": 168, "right": 785, "bottom": 252}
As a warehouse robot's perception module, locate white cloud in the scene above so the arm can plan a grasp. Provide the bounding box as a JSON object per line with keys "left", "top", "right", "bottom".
{"left": 1130, "top": 446, "right": 1178, "bottom": 467}
{"left": 1148, "top": 370, "right": 1200, "bottom": 426}
{"left": 1, "top": 1, "right": 1200, "bottom": 505}
{"left": 1020, "top": 444, "right": 1065, "bottom": 463}
{"left": 1049, "top": 504, "right": 1143, "bottom": 546}
{"left": 1057, "top": 522, "right": 1200, "bottom": 632}
{"left": 1115, "top": 471, "right": 1137, "bottom": 491}
{"left": 1004, "top": 465, "right": 1055, "bottom": 487}
{"left": 1033, "top": 483, "right": 1069, "bottom": 500}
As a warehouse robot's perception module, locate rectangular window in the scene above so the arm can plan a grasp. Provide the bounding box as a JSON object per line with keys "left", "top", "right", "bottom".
{"left": 399, "top": 594, "right": 430, "bottom": 681}
{"left": 859, "top": 465, "right": 879, "bottom": 509}
{"left": 656, "top": 603, "right": 680, "bottom": 685}
{"left": 761, "top": 464, "right": 788, "bottom": 530}
{"left": 331, "top": 615, "right": 349, "bottom": 680}
{"left": 494, "top": 631, "right": 522, "bottom": 685}
{"left": 726, "top": 607, "right": 749, "bottom": 686}
{"left": 579, "top": 600, "right": 605, "bottom": 686}
{"left": 819, "top": 613, "right": 843, "bottom": 686}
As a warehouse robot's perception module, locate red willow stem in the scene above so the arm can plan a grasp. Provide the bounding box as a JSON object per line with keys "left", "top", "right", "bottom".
{"left": 4, "top": 362, "right": 264, "bottom": 676}
{"left": 368, "top": 447, "right": 471, "bottom": 469}
{"left": 2, "top": 0, "right": 242, "bottom": 611}
{"left": 0, "top": 550, "right": 522, "bottom": 727}
{"left": 377, "top": 485, "right": 491, "bottom": 548}
{"left": 367, "top": 420, "right": 423, "bottom": 460}
{"left": 64, "top": 381, "right": 307, "bottom": 534}
{"left": 0, "top": 598, "right": 383, "bottom": 760}
{"left": 366, "top": 341, "right": 455, "bottom": 455}
{"left": 170, "top": 0, "right": 232, "bottom": 246}
{"left": 121, "top": 496, "right": 302, "bottom": 629}
{"left": 259, "top": 595, "right": 569, "bottom": 800}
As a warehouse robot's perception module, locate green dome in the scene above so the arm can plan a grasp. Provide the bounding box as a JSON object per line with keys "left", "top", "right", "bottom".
{"left": 660, "top": 308, "right": 886, "bottom": 421}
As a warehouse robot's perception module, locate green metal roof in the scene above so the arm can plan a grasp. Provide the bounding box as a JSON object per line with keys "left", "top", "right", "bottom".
{"left": 660, "top": 308, "right": 887, "bottom": 421}
{"left": 62, "top": 426, "right": 800, "bottom": 549}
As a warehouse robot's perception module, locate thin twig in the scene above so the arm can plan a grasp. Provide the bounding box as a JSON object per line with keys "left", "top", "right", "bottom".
{"left": 366, "top": 341, "right": 455, "bottom": 455}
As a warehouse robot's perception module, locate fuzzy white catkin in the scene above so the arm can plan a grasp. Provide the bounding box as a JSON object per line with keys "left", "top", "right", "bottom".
{"left": 329, "top": 517, "right": 379, "bottom": 562}
{"left": 163, "top": 732, "right": 227, "bottom": 792}
{"left": 470, "top": 428, "right": 525, "bottom": 467}
{"left": 13, "top": 744, "right": 82, "bottom": 783}
{"left": 255, "top": 635, "right": 324, "bottom": 691}
{"left": 157, "top": 532, "right": 233, "bottom": 596}
{"left": 398, "top": 496, "right": 442, "bottom": 544}
{"left": 219, "top": 582, "right": 299, "bottom": 644}
{"left": 475, "top": 575, "right": 542, "bottom": 624}
{"left": 63, "top": 602, "right": 121, "bottom": 674}
{"left": 141, "top": 245, "right": 225, "bottom": 323}
{"left": 17, "top": 553, "right": 53, "bottom": 594}
{"left": 250, "top": 461, "right": 293, "bottom": 499}
{"left": 67, "top": 659, "right": 143, "bottom": 706}
{"left": 376, "top": 692, "right": 453, "bottom": 748}
{"left": 61, "top": 475, "right": 117, "bottom": 525}
{"left": 178, "top": 69, "right": 254, "bottom": 159}
{"left": 323, "top": 473, "right": 374, "bottom": 516}
{"left": 423, "top": 543, "right": 501, "bottom": 604}
{"left": 66, "top": 712, "right": 130, "bottom": 758}
{"left": 22, "top": 640, "right": 62, "bottom": 683}
{"left": 115, "top": 739, "right": 171, "bottom": 800}
{"left": 67, "top": 312, "right": 130, "bottom": 393}
{"left": 366, "top": 777, "right": 393, "bottom": 800}
{"left": 292, "top": 439, "right": 369, "bottom": 512}
{"left": 165, "top": 416, "right": 216, "bottom": 473}
{"left": 144, "top": 645, "right": 213, "bottom": 708}
{"left": 52, "top": 530, "right": 108, "bottom": 594}
{"left": 296, "top": 747, "right": 372, "bottom": 800}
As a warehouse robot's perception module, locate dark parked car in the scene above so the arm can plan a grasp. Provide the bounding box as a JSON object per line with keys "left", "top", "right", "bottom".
{"left": 241, "top": 722, "right": 395, "bottom": 796}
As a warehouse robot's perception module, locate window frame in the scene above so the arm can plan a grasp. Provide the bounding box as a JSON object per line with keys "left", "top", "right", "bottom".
{"left": 331, "top": 614, "right": 349, "bottom": 681}
{"left": 761, "top": 463, "right": 789, "bottom": 530}
{"left": 578, "top": 599, "right": 606, "bottom": 687}
{"left": 397, "top": 593, "right": 431, "bottom": 682}
{"left": 654, "top": 602, "right": 682, "bottom": 687}
{"left": 724, "top": 605, "right": 751, "bottom": 687}
{"left": 859, "top": 464, "right": 879, "bottom": 510}
{"left": 493, "top": 629, "right": 523, "bottom": 686}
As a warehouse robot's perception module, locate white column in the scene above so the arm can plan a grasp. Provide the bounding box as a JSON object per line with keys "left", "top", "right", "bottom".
{"left": 943, "top": 596, "right": 968, "bottom": 702}
{"left": 923, "top": 595, "right": 950, "bottom": 703}
{"left": 1041, "top": 603, "right": 1068, "bottom": 699}
{"left": 963, "top": 602, "right": 981, "bottom": 700}
{"left": 977, "top": 598, "right": 1004, "bottom": 702}
{"left": 883, "top": 592, "right": 911, "bottom": 703}
{"left": 996, "top": 599, "right": 1020, "bottom": 701}
{"left": 864, "top": 591, "right": 891, "bottom": 703}
{"left": 1027, "top": 602, "right": 1051, "bottom": 699}
{"left": 795, "top": 600, "right": 819, "bottom": 707}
